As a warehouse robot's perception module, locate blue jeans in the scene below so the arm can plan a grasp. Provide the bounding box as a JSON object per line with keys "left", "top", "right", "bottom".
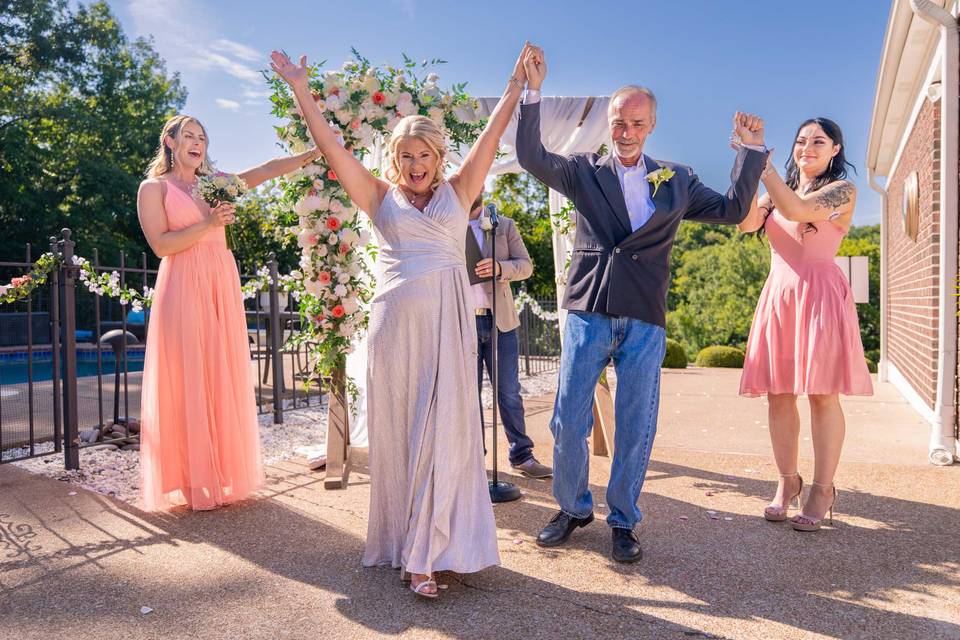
{"left": 476, "top": 314, "right": 535, "bottom": 466}
{"left": 550, "top": 311, "right": 666, "bottom": 530}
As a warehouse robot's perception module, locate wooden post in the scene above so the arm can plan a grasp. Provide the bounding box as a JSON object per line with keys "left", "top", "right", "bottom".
{"left": 591, "top": 369, "right": 615, "bottom": 457}
{"left": 324, "top": 361, "right": 351, "bottom": 489}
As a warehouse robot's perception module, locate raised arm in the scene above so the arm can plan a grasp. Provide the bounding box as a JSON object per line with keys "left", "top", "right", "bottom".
{"left": 514, "top": 47, "right": 578, "bottom": 198}
{"left": 762, "top": 165, "right": 856, "bottom": 230}
{"left": 449, "top": 43, "right": 532, "bottom": 210}
{"left": 238, "top": 148, "right": 322, "bottom": 190}
{"left": 270, "top": 51, "right": 388, "bottom": 217}
{"left": 137, "top": 180, "right": 234, "bottom": 258}
{"left": 685, "top": 112, "right": 768, "bottom": 225}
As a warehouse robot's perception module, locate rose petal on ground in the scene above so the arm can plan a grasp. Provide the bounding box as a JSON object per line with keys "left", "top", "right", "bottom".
{"left": 140, "top": 606, "right": 153, "bottom": 615}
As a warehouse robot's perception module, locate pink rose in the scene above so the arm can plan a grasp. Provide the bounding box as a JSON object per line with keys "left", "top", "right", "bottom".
{"left": 317, "top": 271, "right": 332, "bottom": 285}
{"left": 338, "top": 243, "right": 350, "bottom": 255}
{"left": 332, "top": 305, "right": 345, "bottom": 318}
{"left": 325, "top": 216, "right": 341, "bottom": 231}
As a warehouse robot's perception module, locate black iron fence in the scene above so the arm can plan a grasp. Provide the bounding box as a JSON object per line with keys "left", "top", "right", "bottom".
{"left": 0, "top": 229, "right": 322, "bottom": 469}
{"left": 1, "top": 230, "right": 562, "bottom": 470}
{"left": 517, "top": 295, "right": 562, "bottom": 377}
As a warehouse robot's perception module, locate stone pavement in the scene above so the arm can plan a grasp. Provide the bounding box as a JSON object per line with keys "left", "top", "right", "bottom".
{"left": 1, "top": 368, "right": 958, "bottom": 639}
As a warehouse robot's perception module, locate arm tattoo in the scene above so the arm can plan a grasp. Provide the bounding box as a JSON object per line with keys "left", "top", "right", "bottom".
{"left": 813, "top": 182, "right": 854, "bottom": 212}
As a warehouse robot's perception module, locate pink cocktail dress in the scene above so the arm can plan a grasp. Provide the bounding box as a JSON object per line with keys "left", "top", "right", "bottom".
{"left": 739, "top": 210, "right": 873, "bottom": 397}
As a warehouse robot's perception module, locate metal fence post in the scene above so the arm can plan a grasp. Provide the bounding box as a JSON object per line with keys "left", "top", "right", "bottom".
{"left": 58, "top": 229, "right": 80, "bottom": 470}
{"left": 268, "top": 254, "right": 284, "bottom": 424}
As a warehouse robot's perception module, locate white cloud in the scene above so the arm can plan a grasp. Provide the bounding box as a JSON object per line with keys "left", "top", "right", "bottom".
{"left": 215, "top": 99, "right": 241, "bottom": 111}
{"left": 210, "top": 39, "right": 261, "bottom": 62}
{"left": 126, "top": 0, "right": 263, "bottom": 86}
{"left": 243, "top": 89, "right": 272, "bottom": 98}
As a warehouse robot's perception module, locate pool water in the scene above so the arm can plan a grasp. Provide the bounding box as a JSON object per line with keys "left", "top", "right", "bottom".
{"left": 0, "top": 350, "right": 146, "bottom": 385}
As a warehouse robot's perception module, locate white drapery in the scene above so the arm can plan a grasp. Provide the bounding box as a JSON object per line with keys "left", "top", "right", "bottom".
{"left": 346, "top": 96, "right": 611, "bottom": 446}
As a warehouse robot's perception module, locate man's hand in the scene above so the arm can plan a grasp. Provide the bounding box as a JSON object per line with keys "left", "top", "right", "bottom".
{"left": 733, "top": 111, "right": 765, "bottom": 147}
{"left": 475, "top": 258, "right": 501, "bottom": 279}
{"left": 523, "top": 45, "right": 546, "bottom": 90}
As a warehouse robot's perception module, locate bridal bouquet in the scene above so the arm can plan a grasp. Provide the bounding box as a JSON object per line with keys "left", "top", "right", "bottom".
{"left": 194, "top": 172, "right": 248, "bottom": 248}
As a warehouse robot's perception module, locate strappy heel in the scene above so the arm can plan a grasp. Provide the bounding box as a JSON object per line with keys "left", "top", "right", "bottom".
{"left": 409, "top": 576, "right": 439, "bottom": 599}
{"left": 763, "top": 473, "right": 804, "bottom": 522}
{"left": 790, "top": 482, "right": 837, "bottom": 532}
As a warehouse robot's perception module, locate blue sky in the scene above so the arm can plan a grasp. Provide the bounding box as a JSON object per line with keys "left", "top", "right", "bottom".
{"left": 112, "top": 0, "right": 890, "bottom": 224}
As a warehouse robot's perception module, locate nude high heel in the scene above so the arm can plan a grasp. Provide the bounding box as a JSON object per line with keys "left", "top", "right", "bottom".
{"left": 763, "top": 473, "right": 804, "bottom": 522}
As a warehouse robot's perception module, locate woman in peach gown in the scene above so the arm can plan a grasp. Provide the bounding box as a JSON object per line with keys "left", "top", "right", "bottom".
{"left": 137, "top": 115, "right": 318, "bottom": 511}
{"left": 738, "top": 117, "right": 873, "bottom": 532}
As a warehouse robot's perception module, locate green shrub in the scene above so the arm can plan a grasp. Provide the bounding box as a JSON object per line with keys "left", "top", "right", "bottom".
{"left": 695, "top": 346, "right": 745, "bottom": 368}
{"left": 865, "top": 358, "right": 878, "bottom": 374}
{"left": 663, "top": 338, "right": 688, "bottom": 369}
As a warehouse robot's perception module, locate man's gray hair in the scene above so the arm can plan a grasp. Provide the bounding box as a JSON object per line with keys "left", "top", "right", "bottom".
{"left": 608, "top": 85, "right": 658, "bottom": 117}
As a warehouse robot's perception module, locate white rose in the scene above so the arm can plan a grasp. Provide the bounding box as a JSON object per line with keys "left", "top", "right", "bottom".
{"left": 426, "top": 73, "right": 439, "bottom": 83}
{"left": 327, "top": 232, "right": 339, "bottom": 245}
{"left": 337, "top": 272, "right": 350, "bottom": 284}
{"left": 362, "top": 75, "right": 380, "bottom": 94}
{"left": 335, "top": 109, "right": 353, "bottom": 126}
{"left": 382, "top": 90, "right": 397, "bottom": 107}
{"left": 295, "top": 195, "right": 323, "bottom": 216}
{"left": 395, "top": 92, "right": 415, "bottom": 117}
{"left": 317, "top": 244, "right": 329, "bottom": 257}
{"left": 325, "top": 93, "right": 342, "bottom": 111}
{"left": 427, "top": 106, "right": 444, "bottom": 125}
{"left": 304, "top": 279, "right": 322, "bottom": 296}
{"left": 342, "top": 298, "right": 360, "bottom": 315}
{"left": 303, "top": 163, "right": 323, "bottom": 177}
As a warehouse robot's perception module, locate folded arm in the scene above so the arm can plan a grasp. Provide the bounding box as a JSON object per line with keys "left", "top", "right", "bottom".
{"left": 137, "top": 180, "right": 223, "bottom": 257}
{"left": 763, "top": 168, "right": 856, "bottom": 229}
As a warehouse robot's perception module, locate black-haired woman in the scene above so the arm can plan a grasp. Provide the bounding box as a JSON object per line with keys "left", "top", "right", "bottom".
{"left": 738, "top": 118, "right": 873, "bottom": 532}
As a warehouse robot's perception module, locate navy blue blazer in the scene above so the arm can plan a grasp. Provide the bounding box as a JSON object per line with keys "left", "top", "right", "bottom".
{"left": 516, "top": 100, "right": 767, "bottom": 328}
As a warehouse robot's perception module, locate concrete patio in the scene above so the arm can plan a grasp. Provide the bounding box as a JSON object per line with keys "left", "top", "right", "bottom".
{"left": 1, "top": 368, "right": 957, "bottom": 639}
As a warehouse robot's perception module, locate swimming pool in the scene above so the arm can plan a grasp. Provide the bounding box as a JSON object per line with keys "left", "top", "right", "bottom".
{"left": 0, "top": 349, "right": 146, "bottom": 385}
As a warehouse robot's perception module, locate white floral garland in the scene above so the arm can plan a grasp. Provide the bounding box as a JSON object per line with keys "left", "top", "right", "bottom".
{"left": 514, "top": 289, "right": 560, "bottom": 322}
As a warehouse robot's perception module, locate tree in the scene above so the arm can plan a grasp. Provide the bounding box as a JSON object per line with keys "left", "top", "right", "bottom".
{"left": 230, "top": 181, "right": 301, "bottom": 274}
{"left": 0, "top": 0, "right": 186, "bottom": 265}
{"left": 838, "top": 224, "right": 880, "bottom": 362}
{"left": 488, "top": 172, "right": 556, "bottom": 300}
{"left": 667, "top": 235, "right": 770, "bottom": 356}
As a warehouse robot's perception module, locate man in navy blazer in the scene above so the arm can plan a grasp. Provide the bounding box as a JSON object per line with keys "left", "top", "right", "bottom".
{"left": 517, "top": 48, "right": 768, "bottom": 562}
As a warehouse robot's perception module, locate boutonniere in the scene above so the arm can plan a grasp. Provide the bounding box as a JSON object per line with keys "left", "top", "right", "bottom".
{"left": 478, "top": 213, "right": 493, "bottom": 233}
{"left": 646, "top": 167, "right": 676, "bottom": 197}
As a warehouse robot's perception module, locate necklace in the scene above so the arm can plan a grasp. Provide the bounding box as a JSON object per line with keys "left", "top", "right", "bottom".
{"left": 404, "top": 189, "right": 433, "bottom": 211}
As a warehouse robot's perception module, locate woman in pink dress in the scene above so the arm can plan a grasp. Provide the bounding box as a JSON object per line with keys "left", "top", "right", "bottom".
{"left": 738, "top": 117, "right": 873, "bottom": 532}
{"left": 137, "top": 115, "right": 318, "bottom": 511}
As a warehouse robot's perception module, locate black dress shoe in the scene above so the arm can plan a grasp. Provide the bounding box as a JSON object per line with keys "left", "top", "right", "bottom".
{"left": 536, "top": 510, "right": 595, "bottom": 547}
{"left": 611, "top": 528, "right": 643, "bottom": 563}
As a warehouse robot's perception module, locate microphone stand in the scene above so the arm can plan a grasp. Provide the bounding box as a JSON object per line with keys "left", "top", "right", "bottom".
{"left": 487, "top": 207, "right": 521, "bottom": 503}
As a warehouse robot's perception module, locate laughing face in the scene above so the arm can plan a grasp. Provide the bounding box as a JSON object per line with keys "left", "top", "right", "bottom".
{"left": 608, "top": 93, "right": 656, "bottom": 167}
{"left": 395, "top": 136, "right": 440, "bottom": 194}
{"left": 166, "top": 120, "right": 208, "bottom": 173}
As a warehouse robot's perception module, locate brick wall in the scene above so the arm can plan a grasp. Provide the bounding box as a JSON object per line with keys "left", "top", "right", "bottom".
{"left": 885, "top": 99, "right": 940, "bottom": 410}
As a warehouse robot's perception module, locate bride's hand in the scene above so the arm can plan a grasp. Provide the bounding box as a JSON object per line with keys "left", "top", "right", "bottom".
{"left": 270, "top": 51, "right": 309, "bottom": 90}
{"left": 511, "top": 42, "right": 532, "bottom": 85}
{"left": 523, "top": 45, "right": 546, "bottom": 90}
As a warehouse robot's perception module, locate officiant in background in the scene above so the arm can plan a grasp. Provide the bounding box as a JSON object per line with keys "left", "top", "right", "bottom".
{"left": 467, "top": 194, "right": 553, "bottom": 479}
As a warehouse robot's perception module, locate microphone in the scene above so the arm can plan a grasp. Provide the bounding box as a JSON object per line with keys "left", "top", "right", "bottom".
{"left": 485, "top": 203, "right": 499, "bottom": 227}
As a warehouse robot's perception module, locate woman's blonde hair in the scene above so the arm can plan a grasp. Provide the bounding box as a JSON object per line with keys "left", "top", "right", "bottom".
{"left": 385, "top": 115, "right": 446, "bottom": 190}
{"left": 145, "top": 115, "right": 214, "bottom": 178}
